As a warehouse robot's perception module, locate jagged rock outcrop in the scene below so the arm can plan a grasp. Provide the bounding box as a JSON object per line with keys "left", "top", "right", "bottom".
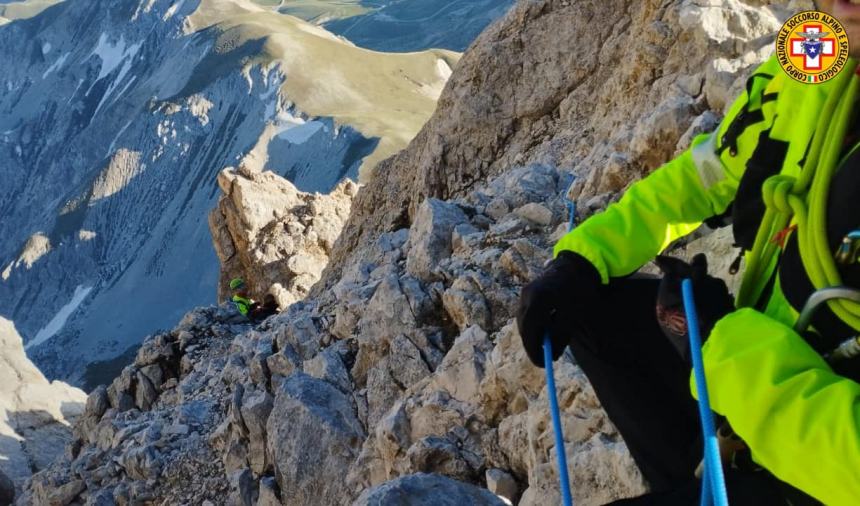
{"left": 28, "top": 0, "right": 809, "bottom": 504}
{"left": 0, "top": 318, "right": 85, "bottom": 500}
{"left": 209, "top": 166, "right": 357, "bottom": 306}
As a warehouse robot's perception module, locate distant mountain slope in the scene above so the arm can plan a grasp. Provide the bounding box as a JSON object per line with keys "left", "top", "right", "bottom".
{"left": 322, "top": 0, "right": 517, "bottom": 52}
{"left": 0, "top": 0, "right": 62, "bottom": 25}
{"left": 0, "top": 0, "right": 465, "bottom": 384}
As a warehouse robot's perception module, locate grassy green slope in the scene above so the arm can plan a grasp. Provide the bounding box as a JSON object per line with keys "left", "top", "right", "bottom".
{"left": 188, "top": 0, "right": 460, "bottom": 177}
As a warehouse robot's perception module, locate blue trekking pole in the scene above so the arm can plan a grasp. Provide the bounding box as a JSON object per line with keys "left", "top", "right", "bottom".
{"left": 681, "top": 280, "right": 729, "bottom": 506}
{"left": 544, "top": 336, "right": 573, "bottom": 506}
{"left": 544, "top": 187, "right": 576, "bottom": 506}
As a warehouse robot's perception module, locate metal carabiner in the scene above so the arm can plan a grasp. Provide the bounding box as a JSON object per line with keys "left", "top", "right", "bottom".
{"left": 835, "top": 230, "right": 860, "bottom": 265}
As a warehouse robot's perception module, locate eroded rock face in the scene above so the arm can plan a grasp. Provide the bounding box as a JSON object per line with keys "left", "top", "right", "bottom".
{"left": 210, "top": 167, "right": 357, "bottom": 308}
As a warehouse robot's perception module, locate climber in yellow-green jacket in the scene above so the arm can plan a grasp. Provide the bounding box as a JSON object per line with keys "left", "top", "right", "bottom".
{"left": 517, "top": 1, "right": 860, "bottom": 504}
{"left": 230, "top": 278, "right": 280, "bottom": 322}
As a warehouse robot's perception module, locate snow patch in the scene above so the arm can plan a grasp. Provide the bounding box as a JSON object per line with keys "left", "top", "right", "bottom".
{"left": 41, "top": 42, "right": 51, "bottom": 55}
{"left": 164, "top": 0, "right": 185, "bottom": 21}
{"left": 270, "top": 107, "right": 324, "bottom": 145}
{"left": 91, "top": 34, "right": 128, "bottom": 82}
{"left": 418, "top": 58, "right": 454, "bottom": 100}
{"left": 87, "top": 33, "right": 143, "bottom": 104}
{"left": 275, "top": 120, "right": 324, "bottom": 145}
{"left": 107, "top": 118, "right": 135, "bottom": 154}
{"left": 68, "top": 78, "right": 85, "bottom": 103}
{"left": 26, "top": 285, "right": 93, "bottom": 350}
{"left": 42, "top": 52, "right": 69, "bottom": 79}
{"left": 436, "top": 58, "right": 453, "bottom": 81}
{"left": 78, "top": 230, "right": 97, "bottom": 241}
{"left": 84, "top": 33, "right": 144, "bottom": 115}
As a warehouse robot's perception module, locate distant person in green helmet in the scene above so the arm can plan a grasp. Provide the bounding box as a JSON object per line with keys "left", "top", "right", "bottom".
{"left": 230, "top": 278, "right": 280, "bottom": 322}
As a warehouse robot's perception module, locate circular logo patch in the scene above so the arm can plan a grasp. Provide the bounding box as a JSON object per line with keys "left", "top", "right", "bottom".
{"left": 776, "top": 10, "right": 850, "bottom": 84}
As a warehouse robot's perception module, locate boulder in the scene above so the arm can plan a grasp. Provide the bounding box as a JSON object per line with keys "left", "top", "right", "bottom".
{"left": 267, "top": 374, "right": 365, "bottom": 505}
{"left": 240, "top": 389, "right": 274, "bottom": 475}
{"left": 210, "top": 170, "right": 356, "bottom": 305}
{"left": 486, "top": 468, "right": 519, "bottom": 504}
{"left": 405, "top": 199, "right": 468, "bottom": 281}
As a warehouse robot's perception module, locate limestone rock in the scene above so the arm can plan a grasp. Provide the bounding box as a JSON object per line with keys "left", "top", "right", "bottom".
{"left": 267, "top": 374, "right": 366, "bottom": 505}
{"left": 240, "top": 389, "right": 274, "bottom": 475}
{"left": 514, "top": 203, "right": 553, "bottom": 226}
{"left": 322, "top": 0, "right": 794, "bottom": 290}
{"left": 486, "top": 468, "right": 519, "bottom": 503}
{"left": 210, "top": 170, "right": 356, "bottom": 307}
{"left": 405, "top": 198, "right": 469, "bottom": 281}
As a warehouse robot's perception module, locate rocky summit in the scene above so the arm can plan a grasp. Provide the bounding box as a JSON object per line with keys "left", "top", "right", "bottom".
{"left": 5, "top": 0, "right": 813, "bottom": 504}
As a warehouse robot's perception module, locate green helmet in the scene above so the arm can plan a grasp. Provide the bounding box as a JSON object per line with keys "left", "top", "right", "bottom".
{"left": 229, "top": 278, "right": 245, "bottom": 291}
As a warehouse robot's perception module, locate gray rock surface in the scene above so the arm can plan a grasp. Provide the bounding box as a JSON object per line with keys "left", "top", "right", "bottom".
{"left": 267, "top": 373, "right": 365, "bottom": 505}
{"left": 406, "top": 198, "right": 469, "bottom": 281}
{"left": 353, "top": 473, "right": 507, "bottom": 506}
{"left": 486, "top": 468, "right": 519, "bottom": 503}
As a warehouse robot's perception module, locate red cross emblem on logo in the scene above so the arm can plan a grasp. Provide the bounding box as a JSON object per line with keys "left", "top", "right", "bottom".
{"left": 790, "top": 23, "right": 836, "bottom": 71}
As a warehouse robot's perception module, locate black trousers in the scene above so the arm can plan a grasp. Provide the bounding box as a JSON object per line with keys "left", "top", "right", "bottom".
{"left": 560, "top": 277, "right": 816, "bottom": 505}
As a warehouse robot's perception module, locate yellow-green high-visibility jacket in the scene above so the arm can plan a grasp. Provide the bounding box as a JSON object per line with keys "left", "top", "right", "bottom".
{"left": 232, "top": 295, "right": 253, "bottom": 316}
{"left": 555, "top": 55, "right": 860, "bottom": 504}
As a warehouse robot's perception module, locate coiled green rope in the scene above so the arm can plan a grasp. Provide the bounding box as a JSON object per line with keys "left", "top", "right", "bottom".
{"left": 736, "top": 62, "right": 860, "bottom": 332}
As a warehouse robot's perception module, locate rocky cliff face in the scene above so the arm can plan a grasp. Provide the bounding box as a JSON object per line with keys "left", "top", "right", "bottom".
{"left": 25, "top": 0, "right": 810, "bottom": 504}
{"left": 0, "top": 317, "right": 86, "bottom": 502}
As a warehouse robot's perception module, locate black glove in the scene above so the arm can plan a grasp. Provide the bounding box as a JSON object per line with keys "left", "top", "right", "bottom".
{"left": 654, "top": 254, "right": 734, "bottom": 361}
{"left": 517, "top": 251, "right": 602, "bottom": 368}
